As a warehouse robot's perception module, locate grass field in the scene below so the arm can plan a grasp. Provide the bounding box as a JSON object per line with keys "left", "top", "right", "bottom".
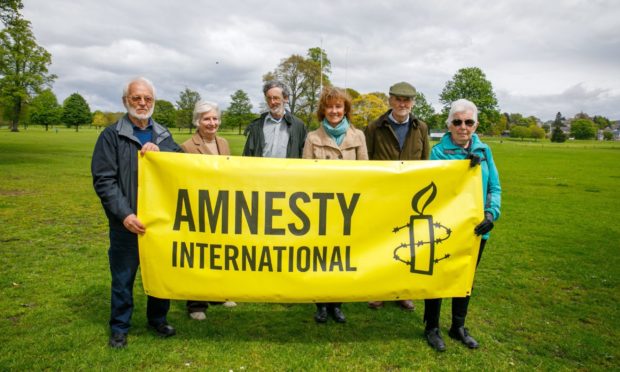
{"left": 0, "top": 127, "right": 618, "bottom": 370}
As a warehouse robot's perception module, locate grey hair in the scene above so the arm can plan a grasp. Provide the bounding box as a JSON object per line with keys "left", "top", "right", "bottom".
{"left": 263, "top": 80, "right": 290, "bottom": 99}
{"left": 192, "top": 100, "right": 221, "bottom": 127}
{"left": 122, "top": 77, "right": 156, "bottom": 98}
{"left": 446, "top": 98, "right": 478, "bottom": 127}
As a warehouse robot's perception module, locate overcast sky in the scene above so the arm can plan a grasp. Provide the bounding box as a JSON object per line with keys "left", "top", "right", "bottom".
{"left": 23, "top": 0, "right": 620, "bottom": 121}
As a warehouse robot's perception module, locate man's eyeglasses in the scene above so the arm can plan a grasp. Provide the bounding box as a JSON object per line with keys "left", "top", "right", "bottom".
{"left": 451, "top": 119, "right": 476, "bottom": 127}
{"left": 128, "top": 95, "right": 154, "bottom": 104}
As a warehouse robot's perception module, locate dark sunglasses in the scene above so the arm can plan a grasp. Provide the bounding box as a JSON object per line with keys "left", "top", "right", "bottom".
{"left": 451, "top": 119, "right": 476, "bottom": 127}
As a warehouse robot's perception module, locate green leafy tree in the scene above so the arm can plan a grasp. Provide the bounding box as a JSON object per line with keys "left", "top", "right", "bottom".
{"left": 152, "top": 99, "right": 176, "bottom": 128}
{"left": 592, "top": 115, "right": 611, "bottom": 130}
{"left": 346, "top": 88, "right": 360, "bottom": 100}
{"left": 412, "top": 91, "right": 435, "bottom": 122}
{"left": 0, "top": 15, "right": 56, "bottom": 131}
{"left": 28, "top": 89, "right": 61, "bottom": 131}
{"left": 602, "top": 130, "right": 614, "bottom": 141}
{"left": 263, "top": 54, "right": 307, "bottom": 116}
{"left": 223, "top": 89, "right": 255, "bottom": 134}
{"left": 439, "top": 67, "right": 499, "bottom": 134}
{"left": 510, "top": 125, "right": 530, "bottom": 140}
{"left": 509, "top": 113, "right": 539, "bottom": 127}
{"left": 263, "top": 47, "right": 332, "bottom": 124}
{"left": 528, "top": 124, "right": 545, "bottom": 140}
{"left": 297, "top": 47, "right": 332, "bottom": 126}
{"left": 490, "top": 114, "right": 508, "bottom": 136}
{"left": 551, "top": 112, "right": 566, "bottom": 143}
{"left": 91, "top": 110, "right": 108, "bottom": 129}
{"left": 105, "top": 112, "right": 123, "bottom": 125}
{"left": 62, "top": 92, "right": 91, "bottom": 132}
{"left": 370, "top": 92, "right": 389, "bottom": 105}
{"left": 351, "top": 93, "right": 388, "bottom": 129}
{"left": 427, "top": 113, "right": 447, "bottom": 131}
{"left": 0, "top": 0, "right": 22, "bottom": 25}
{"left": 175, "top": 88, "right": 201, "bottom": 133}
{"left": 570, "top": 118, "right": 596, "bottom": 140}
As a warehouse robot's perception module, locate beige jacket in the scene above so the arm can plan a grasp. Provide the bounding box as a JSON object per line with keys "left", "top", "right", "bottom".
{"left": 181, "top": 132, "right": 231, "bottom": 155}
{"left": 302, "top": 125, "right": 368, "bottom": 160}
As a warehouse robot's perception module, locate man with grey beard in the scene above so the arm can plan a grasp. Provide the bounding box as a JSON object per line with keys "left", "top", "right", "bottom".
{"left": 242, "top": 80, "right": 306, "bottom": 158}
{"left": 91, "top": 77, "right": 182, "bottom": 348}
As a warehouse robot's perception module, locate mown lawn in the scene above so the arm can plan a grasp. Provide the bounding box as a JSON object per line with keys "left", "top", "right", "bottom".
{"left": 0, "top": 127, "right": 618, "bottom": 370}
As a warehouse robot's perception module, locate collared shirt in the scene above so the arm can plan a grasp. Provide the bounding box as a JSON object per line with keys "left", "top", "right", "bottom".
{"left": 131, "top": 119, "right": 153, "bottom": 145}
{"left": 388, "top": 112, "right": 410, "bottom": 150}
{"left": 262, "top": 113, "right": 290, "bottom": 158}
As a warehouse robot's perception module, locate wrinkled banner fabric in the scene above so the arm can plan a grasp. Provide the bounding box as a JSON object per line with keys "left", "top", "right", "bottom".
{"left": 138, "top": 152, "right": 483, "bottom": 302}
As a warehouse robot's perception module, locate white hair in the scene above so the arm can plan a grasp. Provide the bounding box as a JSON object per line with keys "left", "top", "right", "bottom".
{"left": 446, "top": 98, "right": 478, "bottom": 127}
{"left": 192, "top": 100, "right": 221, "bottom": 127}
{"left": 122, "top": 77, "right": 156, "bottom": 98}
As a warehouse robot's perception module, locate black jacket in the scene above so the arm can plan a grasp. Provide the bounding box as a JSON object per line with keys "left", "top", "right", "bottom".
{"left": 91, "top": 115, "right": 181, "bottom": 231}
{"left": 242, "top": 111, "right": 307, "bottom": 158}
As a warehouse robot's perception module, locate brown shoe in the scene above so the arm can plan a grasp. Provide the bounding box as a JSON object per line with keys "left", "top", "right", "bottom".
{"left": 368, "top": 301, "right": 384, "bottom": 309}
{"left": 399, "top": 300, "right": 415, "bottom": 311}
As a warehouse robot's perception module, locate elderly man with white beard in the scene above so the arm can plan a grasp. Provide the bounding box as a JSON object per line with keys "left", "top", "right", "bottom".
{"left": 91, "top": 77, "right": 182, "bottom": 348}
{"left": 242, "top": 80, "right": 307, "bottom": 158}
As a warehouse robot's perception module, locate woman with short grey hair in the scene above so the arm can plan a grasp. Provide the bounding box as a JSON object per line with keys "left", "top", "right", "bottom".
{"left": 181, "top": 100, "right": 236, "bottom": 319}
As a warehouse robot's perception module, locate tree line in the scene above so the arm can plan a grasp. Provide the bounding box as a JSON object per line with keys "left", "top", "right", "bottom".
{"left": 1, "top": 1, "right": 615, "bottom": 140}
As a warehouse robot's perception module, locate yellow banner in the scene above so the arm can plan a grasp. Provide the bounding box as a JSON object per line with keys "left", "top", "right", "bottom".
{"left": 138, "top": 152, "right": 483, "bottom": 302}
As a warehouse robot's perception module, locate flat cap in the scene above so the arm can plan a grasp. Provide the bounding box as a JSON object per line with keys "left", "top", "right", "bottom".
{"left": 389, "top": 82, "right": 417, "bottom": 98}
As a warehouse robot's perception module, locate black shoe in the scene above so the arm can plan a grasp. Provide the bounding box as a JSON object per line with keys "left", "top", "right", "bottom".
{"left": 109, "top": 332, "right": 127, "bottom": 348}
{"left": 330, "top": 306, "right": 346, "bottom": 323}
{"left": 149, "top": 322, "right": 176, "bottom": 338}
{"left": 424, "top": 327, "right": 446, "bottom": 352}
{"left": 314, "top": 306, "right": 328, "bottom": 323}
{"left": 449, "top": 326, "right": 479, "bottom": 349}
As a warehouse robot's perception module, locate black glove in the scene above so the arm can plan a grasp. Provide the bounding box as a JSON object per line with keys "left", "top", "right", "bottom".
{"left": 474, "top": 212, "right": 494, "bottom": 235}
{"left": 466, "top": 153, "right": 481, "bottom": 167}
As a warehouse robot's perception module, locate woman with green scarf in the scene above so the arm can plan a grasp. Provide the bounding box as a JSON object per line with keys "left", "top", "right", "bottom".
{"left": 302, "top": 86, "right": 368, "bottom": 324}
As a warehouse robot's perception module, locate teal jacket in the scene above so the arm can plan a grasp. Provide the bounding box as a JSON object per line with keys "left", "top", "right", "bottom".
{"left": 431, "top": 133, "right": 501, "bottom": 239}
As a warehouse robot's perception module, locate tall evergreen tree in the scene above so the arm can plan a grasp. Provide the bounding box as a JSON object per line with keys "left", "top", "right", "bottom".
{"left": 550, "top": 111, "right": 566, "bottom": 143}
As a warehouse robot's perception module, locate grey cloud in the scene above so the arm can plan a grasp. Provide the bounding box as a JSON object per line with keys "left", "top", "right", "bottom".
{"left": 22, "top": 0, "right": 620, "bottom": 120}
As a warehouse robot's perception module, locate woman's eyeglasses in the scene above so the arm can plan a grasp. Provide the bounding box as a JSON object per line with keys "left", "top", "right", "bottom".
{"left": 451, "top": 119, "right": 476, "bottom": 127}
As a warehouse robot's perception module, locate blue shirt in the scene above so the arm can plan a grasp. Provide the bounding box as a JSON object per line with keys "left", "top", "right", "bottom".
{"left": 132, "top": 120, "right": 153, "bottom": 145}
{"left": 388, "top": 112, "right": 409, "bottom": 150}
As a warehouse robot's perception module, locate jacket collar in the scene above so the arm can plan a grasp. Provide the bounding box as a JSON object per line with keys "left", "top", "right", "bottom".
{"left": 260, "top": 110, "right": 295, "bottom": 127}
{"left": 440, "top": 132, "right": 483, "bottom": 151}
{"left": 116, "top": 114, "right": 170, "bottom": 144}
{"left": 379, "top": 109, "right": 418, "bottom": 129}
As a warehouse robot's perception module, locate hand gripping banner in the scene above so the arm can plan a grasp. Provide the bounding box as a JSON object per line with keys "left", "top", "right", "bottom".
{"left": 137, "top": 152, "right": 483, "bottom": 302}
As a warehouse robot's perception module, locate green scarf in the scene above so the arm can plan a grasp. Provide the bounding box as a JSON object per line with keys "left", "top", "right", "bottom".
{"left": 322, "top": 117, "right": 349, "bottom": 146}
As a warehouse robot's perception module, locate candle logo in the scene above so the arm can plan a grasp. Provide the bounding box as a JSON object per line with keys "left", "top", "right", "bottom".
{"left": 392, "top": 182, "right": 452, "bottom": 275}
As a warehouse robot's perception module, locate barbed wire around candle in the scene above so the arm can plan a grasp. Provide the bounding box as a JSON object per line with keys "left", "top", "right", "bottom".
{"left": 391, "top": 182, "right": 453, "bottom": 276}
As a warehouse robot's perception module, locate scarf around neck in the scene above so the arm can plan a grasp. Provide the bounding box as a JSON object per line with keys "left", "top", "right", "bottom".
{"left": 322, "top": 117, "right": 349, "bottom": 146}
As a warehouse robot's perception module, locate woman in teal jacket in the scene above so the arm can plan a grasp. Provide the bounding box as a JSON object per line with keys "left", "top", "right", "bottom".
{"left": 423, "top": 99, "right": 501, "bottom": 352}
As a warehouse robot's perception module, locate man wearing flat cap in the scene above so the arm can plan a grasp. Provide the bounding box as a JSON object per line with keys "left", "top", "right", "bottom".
{"left": 365, "top": 81, "right": 430, "bottom": 311}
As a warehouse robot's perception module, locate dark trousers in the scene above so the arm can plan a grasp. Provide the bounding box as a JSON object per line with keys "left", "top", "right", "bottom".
{"left": 108, "top": 228, "right": 170, "bottom": 334}
{"left": 316, "top": 302, "right": 342, "bottom": 310}
{"left": 186, "top": 300, "right": 208, "bottom": 313}
{"left": 424, "top": 239, "right": 487, "bottom": 330}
